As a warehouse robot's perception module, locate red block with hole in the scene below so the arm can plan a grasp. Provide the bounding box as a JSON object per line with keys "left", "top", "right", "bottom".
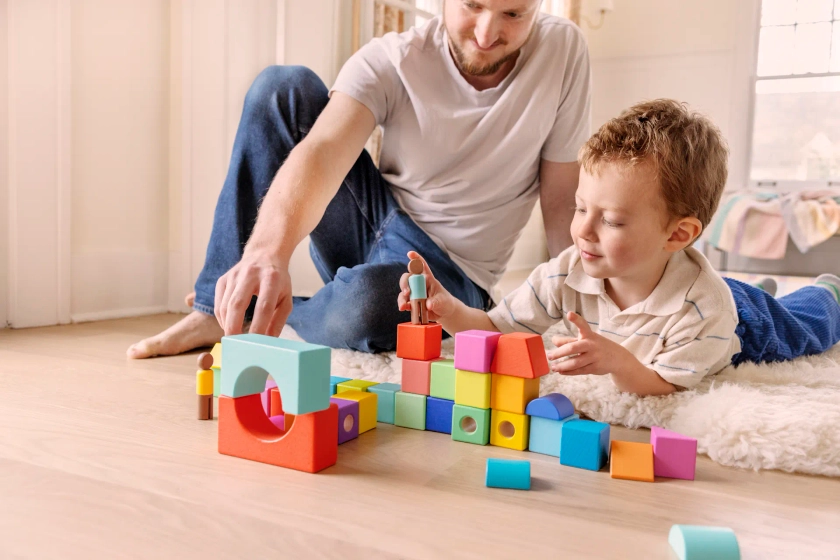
{"left": 218, "top": 394, "right": 337, "bottom": 473}
{"left": 490, "top": 332, "right": 550, "bottom": 378}
{"left": 396, "top": 323, "right": 442, "bottom": 361}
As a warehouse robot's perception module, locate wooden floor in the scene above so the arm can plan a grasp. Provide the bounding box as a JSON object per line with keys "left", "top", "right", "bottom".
{"left": 1, "top": 315, "right": 838, "bottom": 559}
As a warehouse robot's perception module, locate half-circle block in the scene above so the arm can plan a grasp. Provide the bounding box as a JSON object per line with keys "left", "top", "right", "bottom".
{"left": 218, "top": 394, "right": 338, "bottom": 473}
{"left": 490, "top": 332, "right": 549, "bottom": 378}
{"left": 221, "top": 334, "right": 330, "bottom": 415}
{"left": 525, "top": 393, "right": 575, "bottom": 420}
{"left": 668, "top": 525, "right": 740, "bottom": 560}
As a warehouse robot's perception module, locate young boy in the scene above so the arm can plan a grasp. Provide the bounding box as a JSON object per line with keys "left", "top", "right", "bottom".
{"left": 397, "top": 99, "right": 840, "bottom": 397}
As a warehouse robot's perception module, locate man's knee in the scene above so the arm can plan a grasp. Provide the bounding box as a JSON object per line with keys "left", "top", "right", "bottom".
{"left": 245, "top": 65, "right": 328, "bottom": 114}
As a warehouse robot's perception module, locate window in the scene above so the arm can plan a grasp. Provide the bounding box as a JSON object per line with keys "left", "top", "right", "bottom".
{"left": 750, "top": 0, "right": 840, "bottom": 185}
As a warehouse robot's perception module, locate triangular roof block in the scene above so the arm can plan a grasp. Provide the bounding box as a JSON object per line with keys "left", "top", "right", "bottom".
{"left": 490, "top": 332, "right": 550, "bottom": 378}
{"left": 525, "top": 393, "right": 574, "bottom": 420}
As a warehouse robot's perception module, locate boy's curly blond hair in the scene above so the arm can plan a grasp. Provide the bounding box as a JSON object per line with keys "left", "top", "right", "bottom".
{"left": 579, "top": 99, "right": 729, "bottom": 231}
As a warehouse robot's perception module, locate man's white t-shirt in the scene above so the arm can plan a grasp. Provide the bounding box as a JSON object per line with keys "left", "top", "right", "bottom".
{"left": 330, "top": 14, "right": 591, "bottom": 293}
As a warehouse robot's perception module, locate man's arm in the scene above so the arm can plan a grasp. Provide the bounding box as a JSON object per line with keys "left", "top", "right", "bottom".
{"left": 216, "top": 92, "right": 377, "bottom": 336}
{"left": 539, "top": 159, "right": 580, "bottom": 258}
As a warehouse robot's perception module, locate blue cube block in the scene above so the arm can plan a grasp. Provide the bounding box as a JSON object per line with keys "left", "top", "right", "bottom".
{"left": 559, "top": 419, "right": 610, "bottom": 471}
{"left": 528, "top": 414, "right": 579, "bottom": 457}
{"left": 485, "top": 458, "right": 530, "bottom": 490}
{"left": 425, "top": 396, "right": 455, "bottom": 434}
{"left": 368, "top": 382, "right": 401, "bottom": 424}
{"left": 330, "top": 376, "right": 352, "bottom": 396}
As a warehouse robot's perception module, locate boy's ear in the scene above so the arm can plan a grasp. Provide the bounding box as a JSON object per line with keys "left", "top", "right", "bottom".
{"left": 665, "top": 217, "right": 702, "bottom": 251}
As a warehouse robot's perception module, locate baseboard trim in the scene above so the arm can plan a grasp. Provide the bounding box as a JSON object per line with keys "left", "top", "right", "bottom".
{"left": 71, "top": 306, "right": 171, "bottom": 324}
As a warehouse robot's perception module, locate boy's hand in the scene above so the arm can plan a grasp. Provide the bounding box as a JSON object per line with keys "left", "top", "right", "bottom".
{"left": 547, "top": 312, "right": 634, "bottom": 376}
{"left": 397, "top": 251, "right": 458, "bottom": 321}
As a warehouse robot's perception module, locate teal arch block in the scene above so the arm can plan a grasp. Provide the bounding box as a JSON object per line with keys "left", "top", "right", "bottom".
{"left": 220, "top": 334, "right": 331, "bottom": 415}
{"left": 528, "top": 414, "right": 580, "bottom": 457}
{"left": 559, "top": 419, "right": 610, "bottom": 471}
{"left": 368, "top": 382, "right": 401, "bottom": 424}
{"left": 485, "top": 458, "right": 530, "bottom": 490}
{"left": 668, "top": 525, "right": 740, "bottom": 560}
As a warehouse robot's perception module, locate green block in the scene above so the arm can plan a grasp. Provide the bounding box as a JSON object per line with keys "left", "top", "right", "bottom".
{"left": 452, "top": 404, "right": 490, "bottom": 445}
{"left": 368, "top": 382, "right": 401, "bottom": 424}
{"left": 430, "top": 359, "right": 456, "bottom": 400}
{"left": 336, "top": 379, "right": 379, "bottom": 393}
{"left": 220, "top": 334, "right": 330, "bottom": 415}
{"left": 212, "top": 367, "right": 221, "bottom": 398}
{"left": 395, "top": 391, "right": 426, "bottom": 430}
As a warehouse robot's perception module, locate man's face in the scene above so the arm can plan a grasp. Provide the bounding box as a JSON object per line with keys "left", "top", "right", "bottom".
{"left": 443, "top": 0, "right": 540, "bottom": 77}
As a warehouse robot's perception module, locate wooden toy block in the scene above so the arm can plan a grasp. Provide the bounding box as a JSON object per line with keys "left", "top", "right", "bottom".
{"left": 560, "top": 420, "right": 610, "bottom": 471}
{"left": 218, "top": 394, "right": 338, "bottom": 473}
{"left": 197, "top": 352, "right": 214, "bottom": 370}
{"left": 395, "top": 391, "right": 426, "bottom": 430}
{"left": 269, "top": 387, "right": 282, "bottom": 417}
{"left": 221, "top": 334, "right": 330, "bottom": 415}
{"left": 402, "top": 358, "right": 442, "bottom": 395}
{"left": 668, "top": 525, "right": 740, "bottom": 560}
{"left": 211, "top": 342, "right": 222, "bottom": 397}
{"left": 198, "top": 394, "right": 213, "bottom": 420}
{"left": 425, "top": 396, "right": 454, "bottom": 434}
{"left": 196, "top": 369, "right": 214, "bottom": 396}
{"left": 367, "top": 382, "right": 401, "bottom": 424}
{"left": 485, "top": 458, "right": 531, "bottom": 490}
{"left": 331, "top": 391, "right": 377, "bottom": 434}
{"left": 651, "top": 426, "right": 697, "bottom": 480}
{"left": 490, "top": 409, "right": 530, "bottom": 451}
{"left": 610, "top": 440, "right": 654, "bottom": 482}
{"left": 490, "top": 374, "right": 540, "bottom": 414}
{"left": 490, "top": 332, "right": 550, "bottom": 378}
{"left": 336, "top": 379, "right": 380, "bottom": 393}
{"left": 330, "top": 397, "right": 360, "bottom": 444}
{"left": 396, "top": 323, "right": 442, "bottom": 361}
{"left": 410, "top": 298, "right": 429, "bottom": 325}
{"left": 525, "top": 393, "right": 575, "bottom": 420}
{"left": 455, "top": 369, "right": 491, "bottom": 409}
{"left": 210, "top": 342, "right": 222, "bottom": 368}
{"left": 430, "top": 359, "right": 456, "bottom": 400}
{"left": 408, "top": 272, "right": 427, "bottom": 300}
{"left": 454, "top": 330, "right": 502, "bottom": 373}
{"left": 268, "top": 414, "right": 293, "bottom": 432}
{"left": 329, "top": 375, "right": 351, "bottom": 395}
{"left": 451, "top": 404, "right": 490, "bottom": 445}
{"left": 261, "top": 379, "right": 278, "bottom": 415}
{"left": 528, "top": 414, "right": 579, "bottom": 457}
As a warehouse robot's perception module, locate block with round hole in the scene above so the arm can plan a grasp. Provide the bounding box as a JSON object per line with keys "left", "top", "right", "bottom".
{"left": 221, "top": 334, "right": 330, "bottom": 415}
{"left": 330, "top": 397, "right": 360, "bottom": 444}
{"left": 430, "top": 359, "right": 456, "bottom": 400}
{"left": 451, "top": 404, "right": 490, "bottom": 445}
{"left": 490, "top": 374, "right": 540, "bottom": 414}
{"left": 331, "top": 391, "right": 377, "bottom": 434}
{"left": 455, "top": 369, "right": 491, "bottom": 409}
{"left": 490, "top": 409, "right": 530, "bottom": 451}
{"left": 395, "top": 391, "right": 426, "bottom": 430}
{"left": 367, "top": 382, "right": 401, "bottom": 424}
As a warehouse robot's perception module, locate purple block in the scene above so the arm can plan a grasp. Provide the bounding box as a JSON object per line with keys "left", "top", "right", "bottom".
{"left": 454, "top": 330, "right": 502, "bottom": 373}
{"left": 651, "top": 426, "right": 697, "bottom": 480}
{"left": 331, "top": 397, "right": 360, "bottom": 445}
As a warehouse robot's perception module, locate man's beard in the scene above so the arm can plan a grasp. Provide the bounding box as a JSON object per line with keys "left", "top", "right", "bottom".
{"left": 449, "top": 37, "right": 520, "bottom": 77}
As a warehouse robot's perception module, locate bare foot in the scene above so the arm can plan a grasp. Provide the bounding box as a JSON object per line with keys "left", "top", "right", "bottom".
{"left": 126, "top": 310, "right": 224, "bottom": 359}
{"left": 185, "top": 292, "right": 196, "bottom": 307}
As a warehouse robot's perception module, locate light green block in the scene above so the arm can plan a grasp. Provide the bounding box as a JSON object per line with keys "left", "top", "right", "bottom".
{"left": 395, "top": 391, "right": 426, "bottom": 430}
{"left": 430, "top": 359, "right": 456, "bottom": 400}
{"left": 452, "top": 404, "right": 490, "bottom": 445}
{"left": 368, "top": 383, "right": 401, "bottom": 424}
{"left": 220, "top": 334, "right": 330, "bottom": 415}
{"left": 212, "top": 367, "right": 221, "bottom": 398}
{"left": 455, "top": 369, "right": 491, "bottom": 409}
{"left": 336, "top": 379, "right": 379, "bottom": 393}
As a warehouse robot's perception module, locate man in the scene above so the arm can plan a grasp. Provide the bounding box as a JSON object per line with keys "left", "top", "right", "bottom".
{"left": 127, "top": 0, "right": 590, "bottom": 358}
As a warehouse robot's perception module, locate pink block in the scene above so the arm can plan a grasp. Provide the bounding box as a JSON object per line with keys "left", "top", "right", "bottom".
{"left": 651, "top": 426, "right": 697, "bottom": 480}
{"left": 268, "top": 414, "right": 291, "bottom": 433}
{"left": 454, "top": 330, "right": 502, "bottom": 373}
{"left": 401, "top": 358, "right": 440, "bottom": 395}
{"left": 261, "top": 379, "right": 278, "bottom": 416}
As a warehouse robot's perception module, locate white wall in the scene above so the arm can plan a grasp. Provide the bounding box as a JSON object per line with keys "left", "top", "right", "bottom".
{"left": 0, "top": 1, "right": 8, "bottom": 328}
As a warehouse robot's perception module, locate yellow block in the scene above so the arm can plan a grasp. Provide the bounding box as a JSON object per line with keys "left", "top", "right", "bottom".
{"left": 196, "top": 369, "right": 214, "bottom": 395}
{"left": 610, "top": 440, "right": 654, "bottom": 482}
{"left": 490, "top": 409, "right": 530, "bottom": 451}
{"left": 336, "top": 379, "right": 380, "bottom": 393}
{"left": 455, "top": 369, "right": 491, "bottom": 409}
{"left": 490, "top": 374, "right": 540, "bottom": 414}
{"left": 210, "top": 342, "right": 222, "bottom": 370}
{"left": 332, "top": 391, "right": 378, "bottom": 434}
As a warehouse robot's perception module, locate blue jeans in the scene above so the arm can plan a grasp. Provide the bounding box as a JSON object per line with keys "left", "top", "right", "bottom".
{"left": 193, "top": 66, "right": 490, "bottom": 352}
{"left": 726, "top": 278, "right": 840, "bottom": 365}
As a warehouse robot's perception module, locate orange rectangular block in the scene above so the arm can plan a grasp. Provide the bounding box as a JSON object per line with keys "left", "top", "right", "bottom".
{"left": 396, "top": 322, "right": 442, "bottom": 361}
{"left": 218, "top": 394, "right": 337, "bottom": 473}
{"left": 490, "top": 332, "right": 549, "bottom": 378}
{"left": 269, "top": 387, "right": 282, "bottom": 416}
{"left": 610, "top": 440, "right": 654, "bottom": 482}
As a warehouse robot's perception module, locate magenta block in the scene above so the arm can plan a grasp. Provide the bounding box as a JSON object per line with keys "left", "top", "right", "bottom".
{"left": 330, "top": 397, "right": 360, "bottom": 444}
{"left": 268, "top": 414, "right": 288, "bottom": 432}
{"left": 261, "top": 379, "right": 278, "bottom": 416}
{"left": 651, "top": 426, "right": 697, "bottom": 480}
{"left": 454, "top": 330, "right": 502, "bottom": 373}
{"left": 402, "top": 358, "right": 441, "bottom": 395}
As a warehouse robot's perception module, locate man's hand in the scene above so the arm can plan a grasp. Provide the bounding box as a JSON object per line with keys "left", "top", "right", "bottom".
{"left": 214, "top": 249, "right": 293, "bottom": 337}
{"left": 547, "top": 311, "right": 634, "bottom": 376}
{"left": 397, "top": 251, "right": 459, "bottom": 322}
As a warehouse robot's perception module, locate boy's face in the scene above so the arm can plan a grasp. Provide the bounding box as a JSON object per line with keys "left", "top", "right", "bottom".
{"left": 571, "top": 162, "right": 676, "bottom": 281}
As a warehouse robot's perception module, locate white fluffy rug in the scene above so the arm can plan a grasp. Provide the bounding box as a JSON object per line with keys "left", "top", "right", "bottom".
{"left": 280, "top": 325, "right": 840, "bottom": 477}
